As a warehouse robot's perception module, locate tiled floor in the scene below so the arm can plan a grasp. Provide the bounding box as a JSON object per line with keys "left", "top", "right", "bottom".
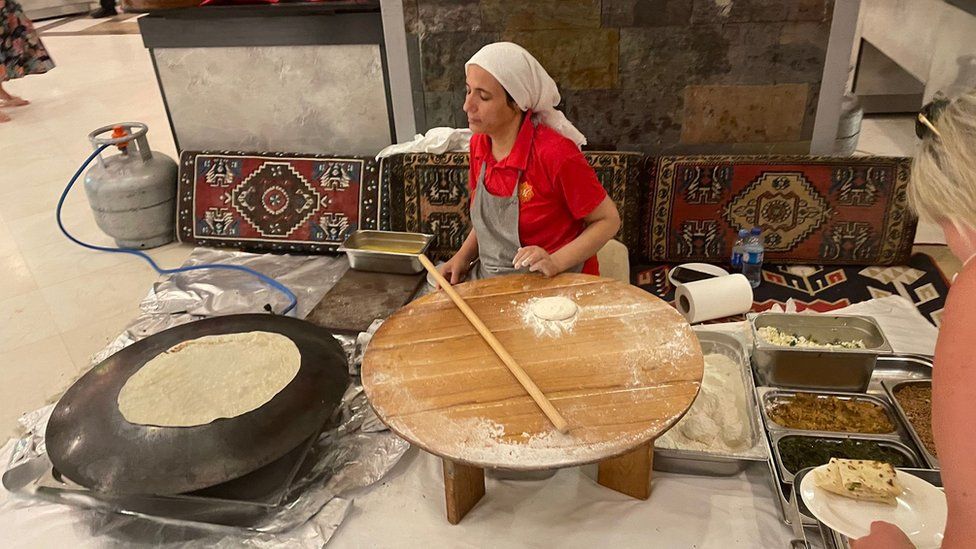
{"left": 0, "top": 29, "right": 958, "bottom": 438}
{"left": 0, "top": 33, "right": 193, "bottom": 436}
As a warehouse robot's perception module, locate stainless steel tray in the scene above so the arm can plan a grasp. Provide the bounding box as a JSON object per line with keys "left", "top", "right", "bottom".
{"left": 654, "top": 330, "right": 768, "bottom": 476}
{"left": 770, "top": 431, "right": 924, "bottom": 484}
{"left": 868, "top": 355, "right": 933, "bottom": 392}
{"left": 883, "top": 379, "right": 939, "bottom": 469}
{"left": 338, "top": 230, "right": 433, "bottom": 274}
{"left": 756, "top": 354, "right": 934, "bottom": 526}
{"left": 758, "top": 388, "right": 903, "bottom": 438}
{"left": 752, "top": 313, "right": 893, "bottom": 392}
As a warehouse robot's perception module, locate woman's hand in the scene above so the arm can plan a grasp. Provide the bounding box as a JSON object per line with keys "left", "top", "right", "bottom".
{"left": 513, "top": 246, "right": 565, "bottom": 277}
{"left": 849, "top": 522, "right": 914, "bottom": 549}
{"left": 436, "top": 255, "right": 473, "bottom": 286}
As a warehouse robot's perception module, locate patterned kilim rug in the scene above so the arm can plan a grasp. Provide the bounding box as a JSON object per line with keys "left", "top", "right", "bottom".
{"left": 176, "top": 151, "right": 387, "bottom": 254}
{"left": 633, "top": 253, "right": 949, "bottom": 326}
{"left": 642, "top": 155, "right": 917, "bottom": 266}
{"left": 386, "top": 151, "right": 645, "bottom": 261}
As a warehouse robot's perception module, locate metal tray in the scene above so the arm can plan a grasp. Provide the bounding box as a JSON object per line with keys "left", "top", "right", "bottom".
{"left": 868, "top": 355, "right": 933, "bottom": 392}
{"left": 654, "top": 330, "right": 768, "bottom": 476}
{"left": 752, "top": 313, "right": 893, "bottom": 392}
{"left": 770, "top": 431, "right": 924, "bottom": 484}
{"left": 758, "top": 388, "right": 902, "bottom": 438}
{"left": 883, "top": 379, "right": 939, "bottom": 469}
{"left": 758, "top": 354, "right": 933, "bottom": 527}
{"left": 338, "top": 230, "right": 433, "bottom": 274}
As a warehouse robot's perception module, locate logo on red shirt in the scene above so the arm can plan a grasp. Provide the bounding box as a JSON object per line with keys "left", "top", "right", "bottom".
{"left": 518, "top": 180, "right": 535, "bottom": 203}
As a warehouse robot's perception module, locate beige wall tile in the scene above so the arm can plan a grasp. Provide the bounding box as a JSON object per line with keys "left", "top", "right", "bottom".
{"left": 681, "top": 83, "right": 809, "bottom": 144}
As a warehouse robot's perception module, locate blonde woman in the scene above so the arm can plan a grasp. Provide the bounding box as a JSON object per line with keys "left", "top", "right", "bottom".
{"left": 852, "top": 91, "right": 976, "bottom": 548}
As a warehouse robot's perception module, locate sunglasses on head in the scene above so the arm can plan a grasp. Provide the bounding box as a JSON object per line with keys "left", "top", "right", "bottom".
{"left": 916, "top": 94, "right": 951, "bottom": 139}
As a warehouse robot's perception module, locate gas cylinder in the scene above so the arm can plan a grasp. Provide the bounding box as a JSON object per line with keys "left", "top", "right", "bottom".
{"left": 83, "top": 122, "right": 177, "bottom": 248}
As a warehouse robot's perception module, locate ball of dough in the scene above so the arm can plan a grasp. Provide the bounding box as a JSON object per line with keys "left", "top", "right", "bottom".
{"left": 530, "top": 297, "right": 578, "bottom": 321}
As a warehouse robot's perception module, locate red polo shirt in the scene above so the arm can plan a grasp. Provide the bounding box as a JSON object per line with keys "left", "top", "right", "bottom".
{"left": 469, "top": 113, "right": 607, "bottom": 275}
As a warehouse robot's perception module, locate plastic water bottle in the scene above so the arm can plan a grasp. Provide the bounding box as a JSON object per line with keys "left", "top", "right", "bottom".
{"left": 730, "top": 228, "right": 748, "bottom": 270}
{"left": 742, "top": 227, "right": 764, "bottom": 288}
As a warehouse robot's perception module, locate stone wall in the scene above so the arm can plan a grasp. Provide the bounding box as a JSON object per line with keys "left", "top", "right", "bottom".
{"left": 404, "top": 0, "right": 835, "bottom": 154}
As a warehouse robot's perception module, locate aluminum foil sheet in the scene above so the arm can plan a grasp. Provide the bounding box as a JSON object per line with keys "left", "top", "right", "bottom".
{"left": 94, "top": 248, "right": 349, "bottom": 365}
{"left": 2, "top": 247, "right": 409, "bottom": 547}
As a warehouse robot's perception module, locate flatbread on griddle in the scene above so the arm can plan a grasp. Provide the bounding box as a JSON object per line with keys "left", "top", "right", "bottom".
{"left": 814, "top": 458, "right": 903, "bottom": 505}
{"left": 117, "top": 331, "right": 301, "bottom": 427}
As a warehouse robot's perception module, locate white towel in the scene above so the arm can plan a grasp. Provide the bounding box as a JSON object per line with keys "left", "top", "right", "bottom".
{"left": 375, "top": 127, "right": 473, "bottom": 159}
{"left": 466, "top": 42, "right": 587, "bottom": 148}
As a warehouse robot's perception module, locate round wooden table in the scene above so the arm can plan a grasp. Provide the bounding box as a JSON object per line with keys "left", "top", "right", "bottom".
{"left": 362, "top": 273, "right": 704, "bottom": 523}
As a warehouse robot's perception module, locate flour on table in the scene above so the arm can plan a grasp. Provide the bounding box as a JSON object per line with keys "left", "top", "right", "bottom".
{"left": 656, "top": 353, "right": 761, "bottom": 456}
{"left": 447, "top": 417, "right": 661, "bottom": 468}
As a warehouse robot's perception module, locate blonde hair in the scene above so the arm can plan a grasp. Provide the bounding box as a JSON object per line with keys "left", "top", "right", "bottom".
{"left": 909, "top": 90, "right": 976, "bottom": 228}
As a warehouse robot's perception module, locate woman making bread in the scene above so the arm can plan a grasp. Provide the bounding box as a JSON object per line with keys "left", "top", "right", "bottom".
{"left": 851, "top": 91, "right": 976, "bottom": 549}
{"left": 437, "top": 42, "right": 621, "bottom": 284}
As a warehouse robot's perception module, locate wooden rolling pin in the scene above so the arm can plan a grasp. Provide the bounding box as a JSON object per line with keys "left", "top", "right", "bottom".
{"left": 418, "top": 254, "right": 570, "bottom": 433}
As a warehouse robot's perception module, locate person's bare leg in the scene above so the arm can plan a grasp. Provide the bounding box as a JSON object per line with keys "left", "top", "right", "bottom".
{"left": 0, "top": 109, "right": 10, "bottom": 123}
{"left": 0, "top": 83, "right": 29, "bottom": 107}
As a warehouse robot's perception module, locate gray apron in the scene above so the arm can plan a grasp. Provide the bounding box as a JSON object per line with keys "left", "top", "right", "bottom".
{"left": 469, "top": 129, "right": 583, "bottom": 280}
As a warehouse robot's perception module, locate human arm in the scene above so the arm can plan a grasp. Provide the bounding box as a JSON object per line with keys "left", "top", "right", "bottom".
{"left": 513, "top": 196, "right": 621, "bottom": 276}
{"left": 849, "top": 521, "right": 914, "bottom": 549}
{"left": 437, "top": 229, "right": 479, "bottom": 285}
{"left": 851, "top": 262, "right": 976, "bottom": 549}
{"left": 930, "top": 262, "right": 976, "bottom": 548}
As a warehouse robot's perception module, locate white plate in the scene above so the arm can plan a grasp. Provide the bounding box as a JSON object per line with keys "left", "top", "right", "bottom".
{"left": 667, "top": 263, "right": 729, "bottom": 287}
{"left": 800, "top": 466, "right": 946, "bottom": 548}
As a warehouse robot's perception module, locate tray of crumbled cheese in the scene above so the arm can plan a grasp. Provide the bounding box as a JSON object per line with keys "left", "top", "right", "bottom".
{"left": 655, "top": 330, "right": 767, "bottom": 476}
{"left": 751, "top": 313, "right": 893, "bottom": 393}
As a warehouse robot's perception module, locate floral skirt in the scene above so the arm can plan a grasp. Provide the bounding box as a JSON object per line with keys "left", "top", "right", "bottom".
{"left": 1, "top": 0, "right": 55, "bottom": 82}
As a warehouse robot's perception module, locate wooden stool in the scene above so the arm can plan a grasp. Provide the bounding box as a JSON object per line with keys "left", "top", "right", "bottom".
{"left": 363, "top": 274, "right": 703, "bottom": 524}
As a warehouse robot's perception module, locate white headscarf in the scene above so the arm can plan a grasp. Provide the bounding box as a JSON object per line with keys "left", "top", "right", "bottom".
{"left": 465, "top": 42, "right": 587, "bottom": 148}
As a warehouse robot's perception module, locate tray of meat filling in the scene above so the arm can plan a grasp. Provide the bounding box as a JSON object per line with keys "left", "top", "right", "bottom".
{"left": 654, "top": 330, "right": 768, "bottom": 476}
{"left": 758, "top": 389, "right": 905, "bottom": 438}
{"left": 883, "top": 380, "right": 939, "bottom": 469}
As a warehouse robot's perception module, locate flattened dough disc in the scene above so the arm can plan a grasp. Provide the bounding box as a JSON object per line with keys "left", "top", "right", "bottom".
{"left": 117, "top": 331, "right": 301, "bottom": 428}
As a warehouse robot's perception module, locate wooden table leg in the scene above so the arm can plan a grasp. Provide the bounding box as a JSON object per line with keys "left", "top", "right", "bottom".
{"left": 597, "top": 441, "right": 654, "bottom": 500}
{"left": 442, "top": 458, "right": 486, "bottom": 524}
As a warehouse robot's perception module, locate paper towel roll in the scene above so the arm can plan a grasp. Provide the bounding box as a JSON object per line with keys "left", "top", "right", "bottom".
{"left": 675, "top": 274, "right": 754, "bottom": 324}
